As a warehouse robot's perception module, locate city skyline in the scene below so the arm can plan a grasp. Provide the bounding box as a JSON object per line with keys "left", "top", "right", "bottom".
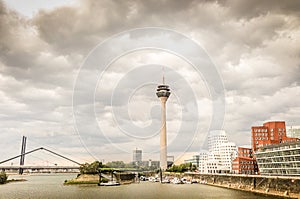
{"left": 0, "top": 0, "right": 300, "bottom": 165}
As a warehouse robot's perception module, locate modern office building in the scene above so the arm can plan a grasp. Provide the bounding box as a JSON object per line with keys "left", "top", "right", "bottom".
{"left": 208, "top": 130, "right": 228, "bottom": 152}
{"left": 156, "top": 75, "right": 171, "bottom": 170}
{"left": 197, "top": 152, "right": 223, "bottom": 174}
{"left": 186, "top": 130, "right": 237, "bottom": 174}
{"left": 217, "top": 142, "right": 238, "bottom": 172}
{"left": 207, "top": 130, "right": 237, "bottom": 172}
{"left": 255, "top": 141, "right": 300, "bottom": 176}
{"left": 184, "top": 155, "right": 200, "bottom": 167}
{"left": 251, "top": 121, "right": 298, "bottom": 151}
{"left": 232, "top": 147, "right": 258, "bottom": 174}
{"left": 132, "top": 148, "right": 142, "bottom": 164}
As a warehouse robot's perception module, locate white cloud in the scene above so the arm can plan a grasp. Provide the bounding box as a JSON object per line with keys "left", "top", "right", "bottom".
{"left": 0, "top": 0, "right": 299, "bottom": 164}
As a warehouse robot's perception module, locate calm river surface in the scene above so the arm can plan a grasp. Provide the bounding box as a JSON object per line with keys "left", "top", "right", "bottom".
{"left": 0, "top": 174, "right": 282, "bottom": 199}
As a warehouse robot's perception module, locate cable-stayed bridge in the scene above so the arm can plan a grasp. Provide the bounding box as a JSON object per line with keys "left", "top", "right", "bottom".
{"left": 0, "top": 136, "right": 81, "bottom": 174}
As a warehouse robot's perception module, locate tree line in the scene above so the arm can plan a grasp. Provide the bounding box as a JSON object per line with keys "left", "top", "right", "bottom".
{"left": 80, "top": 161, "right": 197, "bottom": 174}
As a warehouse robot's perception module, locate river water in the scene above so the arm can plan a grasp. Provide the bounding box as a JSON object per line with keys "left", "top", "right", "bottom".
{"left": 0, "top": 174, "right": 282, "bottom": 199}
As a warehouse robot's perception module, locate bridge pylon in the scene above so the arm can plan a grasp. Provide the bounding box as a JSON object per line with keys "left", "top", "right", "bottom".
{"left": 19, "top": 136, "right": 27, "bottom": 174}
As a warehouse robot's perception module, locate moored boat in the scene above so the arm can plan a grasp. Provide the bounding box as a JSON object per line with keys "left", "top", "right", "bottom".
{"left": 98, "top": 181, "right": 120, "bottom": 186}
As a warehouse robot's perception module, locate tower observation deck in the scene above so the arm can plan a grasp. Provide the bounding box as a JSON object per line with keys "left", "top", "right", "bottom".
{"left": 156, "top": 79, "right": 171, "bottom": 170}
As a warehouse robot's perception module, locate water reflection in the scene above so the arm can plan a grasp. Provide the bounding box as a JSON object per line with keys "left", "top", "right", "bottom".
{"left": 0, "top": 174, "right": 281, "bottom": 199}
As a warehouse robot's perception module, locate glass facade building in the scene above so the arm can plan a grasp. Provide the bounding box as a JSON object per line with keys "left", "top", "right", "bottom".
{"left": 255, "top": 141, "right": 300, "bottom": 176}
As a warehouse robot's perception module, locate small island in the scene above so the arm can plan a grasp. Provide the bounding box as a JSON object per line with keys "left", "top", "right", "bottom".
{"left": 64, "top": 161, "right": 136, "bottom": 185}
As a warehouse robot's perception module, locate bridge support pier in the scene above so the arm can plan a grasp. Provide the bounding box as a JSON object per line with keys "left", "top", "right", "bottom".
{"left": 19, "top": 136, "right": 27, "bottom": 175}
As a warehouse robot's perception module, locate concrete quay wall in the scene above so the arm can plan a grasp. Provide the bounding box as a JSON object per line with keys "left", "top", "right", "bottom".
{"left": 166, "top": 173, "right": 300, "bottom": 198}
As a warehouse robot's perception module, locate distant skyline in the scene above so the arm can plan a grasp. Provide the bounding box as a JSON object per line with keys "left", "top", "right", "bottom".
{"left": 0, "top": 0, "right": 299, "bottom": 165}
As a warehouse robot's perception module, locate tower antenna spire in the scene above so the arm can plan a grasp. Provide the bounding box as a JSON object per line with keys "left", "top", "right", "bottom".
{"left": 162, "top": 66, "right": 165, "bottom": 85}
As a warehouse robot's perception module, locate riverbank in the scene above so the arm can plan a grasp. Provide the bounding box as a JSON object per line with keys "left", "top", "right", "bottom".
{"left": 0, "top": 172, "right": 27, "bottom": 185}
{"left": 0, "top": 179, "right": 27, "bottom": 185}
{"left": 0, "top": 174, "right": 278, "bottom": 199}
{"left": 166, "top": 173, "right": 300, "bottom": 199}
{"left": 7, "top": 179, "right": 27, "bottom": 184}
{"left": 205, "top": 181, "right": 298, "bottom": 199}
{"left": 64, "top": 174, "right": 100, "bottom": 185}
{"left": 64, "top": 173, "right": 137, "bottom": 185}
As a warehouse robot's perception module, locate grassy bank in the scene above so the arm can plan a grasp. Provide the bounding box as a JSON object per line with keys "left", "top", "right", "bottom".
{"left": 64, "top": 180, "right": 99, "bottom": 185}
{"left": 7, "top": 179, "right": 27, "bottom": 183}
{"left": 64, "top": 174, "right": 108, "bottom": 185}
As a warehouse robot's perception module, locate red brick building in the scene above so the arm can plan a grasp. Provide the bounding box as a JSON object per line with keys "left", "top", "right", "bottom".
{"left": 232, "top": 147, "right": 258, "bottom": 174}
{"left": 251, "top": 121, "right": 298, "bottom": 151}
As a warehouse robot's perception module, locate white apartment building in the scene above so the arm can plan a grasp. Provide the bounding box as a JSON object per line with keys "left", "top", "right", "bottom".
{"left": 208, "top": 130, "right": 228, "bottom": 152}
{"left": 198, "top": 151, "right": 223, "bottom": 174}
{"left": 196, "top": 130, "right": 237, "bottom": 174}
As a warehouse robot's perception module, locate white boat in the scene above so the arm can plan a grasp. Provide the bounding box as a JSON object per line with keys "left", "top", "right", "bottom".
{"left": 171, "top": 178, "right": 183, "bottom": 184}
{"left": 161, "top": 178, "right": 170, "bottom": 183}
{"left": 98, "top": 181, "right": 120, "bottom": 186}
{"left": 149, "top": 177, "right": 159, "bottom": 182}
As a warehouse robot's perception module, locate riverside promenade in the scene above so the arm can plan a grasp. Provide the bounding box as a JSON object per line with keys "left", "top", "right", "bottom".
{"left": 165, "top": 173, "right": 300, "bottom": 198}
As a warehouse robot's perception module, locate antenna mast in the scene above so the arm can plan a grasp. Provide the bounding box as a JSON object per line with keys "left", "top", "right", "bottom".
{"left": 162, "top": 66, "right": 165, "bottom": 84}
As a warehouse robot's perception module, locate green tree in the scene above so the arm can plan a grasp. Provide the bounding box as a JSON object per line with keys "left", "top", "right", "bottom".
{"left": 166, "top": 163, "right": 197, "bottom": 173}
{"left": 106, "top": 161, "right": 126, "bottom": 168}
{"left": 0, "top": 171, "right": 7, "bottom": 184}
{"left": 80, "top": 161, "right": 105, "bottom": 174}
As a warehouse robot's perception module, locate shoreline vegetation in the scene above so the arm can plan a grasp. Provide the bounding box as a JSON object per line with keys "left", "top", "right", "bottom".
{"left": 64, "top": 174, "right": 107, "bottom": 185}
{"left": 0, "top": 171, "right": 7, "bottom": 184}
{"left": 64, "top": 161, "right": 141, "bottom": 185}
{"left": 0, "top": 171, "right": 27, "bottom": 185}
{"left": 7, "top": 179, "right": 27, "bottom": 183}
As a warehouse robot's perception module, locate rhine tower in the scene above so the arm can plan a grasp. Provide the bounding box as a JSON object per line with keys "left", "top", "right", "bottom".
{"left": 156, "top": 72, "right": 171, "bottom": 170}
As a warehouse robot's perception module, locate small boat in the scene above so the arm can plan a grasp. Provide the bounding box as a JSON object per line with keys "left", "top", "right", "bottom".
{"left": 98, "top": 181, "right": 120, "bottom": 186}
{"left": 148, "top": 177, "right": 156, "bottom": 182}
{"left": 161, "top": 178, "right": 170, "bottom": 183}
{"left": 171, "top": 178, "right": 183, "bottom": 184}
{"left": 140, "top": 176, "right": 148, "bottom": 181}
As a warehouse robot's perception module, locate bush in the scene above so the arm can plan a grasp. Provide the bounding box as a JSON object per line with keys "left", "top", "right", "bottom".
{"left": 166, "top": 163, "right": 197, "bottom": 173}
{"left": 80, "top": 161, "right": 106, "bottom": 174}
{"left": 0, "top": 171, "right": 8, "bottom": 184}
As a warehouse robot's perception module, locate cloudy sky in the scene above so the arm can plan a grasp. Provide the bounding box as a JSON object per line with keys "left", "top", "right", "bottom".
{"left": 0, "top": 0, "right": 300, "bottom": 165}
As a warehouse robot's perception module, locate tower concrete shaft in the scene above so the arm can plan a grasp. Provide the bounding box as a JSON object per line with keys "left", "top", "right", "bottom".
{"left": 156, "top": 84, "right": 171, "bottom": 170}
{"left": 160, "top": 97, "right": 168, "bottom": 170}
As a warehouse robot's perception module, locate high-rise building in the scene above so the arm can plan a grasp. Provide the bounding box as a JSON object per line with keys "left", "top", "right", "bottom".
{"left": 132, "top": 148, "right": 142, "bottom": 164}
{"left": 208, "top": 130, "right": 228, "bottom": 152}
{"left": 251, "top": 121, "right": 298, "bottom": 151}
{"left": 156, "top": 75, "right": 171, "bottom": 170}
